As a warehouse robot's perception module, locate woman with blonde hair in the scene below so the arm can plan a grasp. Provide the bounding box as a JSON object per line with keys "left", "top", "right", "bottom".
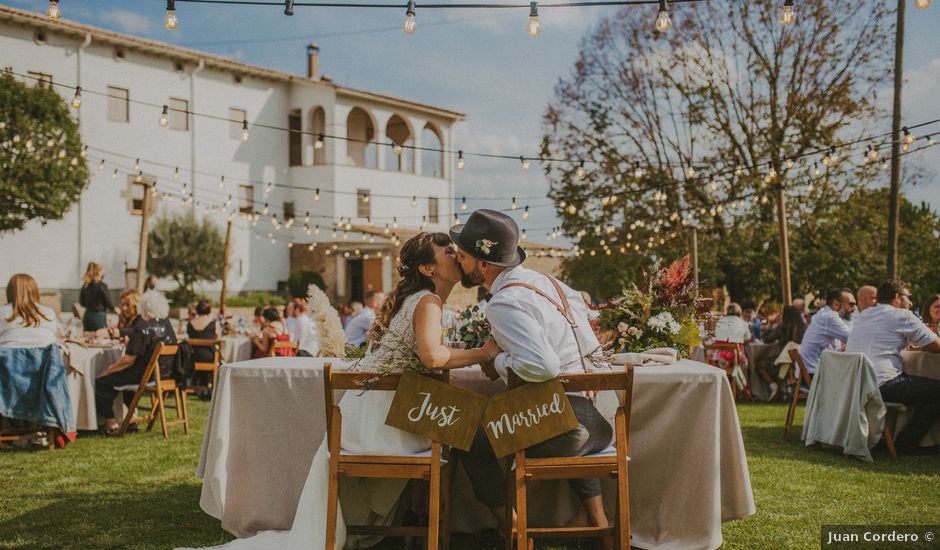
{"left": 0, "top": 274, "right": 57, "bottom": 348}
{"left": 79, "top": 262, "right": 115, "bottom": 332}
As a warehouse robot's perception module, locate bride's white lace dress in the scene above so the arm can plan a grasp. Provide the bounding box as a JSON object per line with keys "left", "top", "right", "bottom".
{"left": 181, "top": 290, "right": 433, "bottom": 550}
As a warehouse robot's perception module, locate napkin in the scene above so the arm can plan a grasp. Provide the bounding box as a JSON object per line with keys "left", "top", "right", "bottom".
{"left": 610, "top": 347, "right": 678, "bottom": 366}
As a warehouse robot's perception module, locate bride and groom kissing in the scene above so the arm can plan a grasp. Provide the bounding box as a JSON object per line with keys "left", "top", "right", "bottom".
{"left": 190, "top": 209, "right": 614, "bottom": 550}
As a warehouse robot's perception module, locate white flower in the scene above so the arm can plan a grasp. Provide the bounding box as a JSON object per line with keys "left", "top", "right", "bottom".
{"left": 627, "top": 326, "right": 639, "bottom": 336}
{"left": 648, "top": 311, "right": 680, "bottom": 334}
{"left": 617, "top": 322, "right": 629, "bottom": 333}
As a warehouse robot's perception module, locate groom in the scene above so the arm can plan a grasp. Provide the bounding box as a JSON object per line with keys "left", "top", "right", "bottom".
{"left": 449, "top": 209, "right": 613, "bottom": 530}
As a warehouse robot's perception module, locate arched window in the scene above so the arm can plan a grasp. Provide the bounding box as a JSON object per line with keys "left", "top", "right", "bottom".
{"left": 421, "top": 123, "right": 444, "bottom": 178}
{"left": 385, "top": 114, "right": 414, "bottom": 173}
{"left": 309, "top": 106, "right": 326, "bottom": 165}
{"left": 346, "top": 107, "right": 376, "bottom": 168}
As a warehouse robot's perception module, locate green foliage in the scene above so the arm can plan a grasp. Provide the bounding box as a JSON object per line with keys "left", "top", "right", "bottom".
{"left": 0, "top": 72, "right": 89, "bottom": 233}
{"left": 147, "top": 211, "right": 225, "bottom": 303}
{"left": 224, "top": 291, "right": 286, "bottom": 307}
{"left": 287, "top": 270, "right": 326, "bottom": 299}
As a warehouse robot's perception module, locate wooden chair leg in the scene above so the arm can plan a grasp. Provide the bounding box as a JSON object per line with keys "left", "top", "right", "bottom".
{"left": 146, "top": 391, "right": 160, "bottom": 432}
{"left": 426, "top": 447, "right": 441, "bottom": 550}
{"left": 440, "top": 457, "right": 454, "bottom": 550}
{"left": 324, "top": 467, "right": 340, "bottom": 549}
{"left": 616, "top": 460, "right": 629, "bottom": 549}
{"left": 883, "top": 422, "right": 898, "bottom": 459}
{"left": 514, "top": 453, "right": 527, "bottom": 550}
{"left": 119, "top": 386, "right": 148, "bottom": 435}
{"left": 179, "top": 389, "right": 190, "bottom": 434}
{"left": 156, "top": 389, "right": 169, "bottom": 440}
{"left": 784, "top": 390, "right": 799, "bottom": 440}
{"left": 504, "top": 469, "right": 514, "bottom": 550}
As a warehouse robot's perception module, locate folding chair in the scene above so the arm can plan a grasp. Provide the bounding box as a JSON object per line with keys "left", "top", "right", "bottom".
{"left": 508, "top": 366, "right": 634, "bottom": 550}
{"left": 784, "top": 349, "right": 813, "bottom": 440}
{"left": 322, "top": 364, "right": 450, "bottom": 550}
{"left": 117, "top": 343, "right": 189, "bottom": 439}
{"left": 704, "top": 341, "right": 742, "bottom": 400}
{"left": 0, "top": 417, "right": 57, "bottom": 450}
{"left": 186, "top": 338, "right": 221, "bottom": 394}
{"left": 268, "top": 340, "right": 299, "bottom": 357}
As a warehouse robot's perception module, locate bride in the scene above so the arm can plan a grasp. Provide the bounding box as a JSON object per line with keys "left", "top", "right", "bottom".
{"left": 184, "top": 232, "right": 500, "bottom": 550}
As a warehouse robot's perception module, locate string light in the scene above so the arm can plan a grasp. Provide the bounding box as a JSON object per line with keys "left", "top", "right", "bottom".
{"left": 134, "top": 158, "right": 140, "bottom": 172}
{"left": 915, "top": 0, "right": 931, "bottom": 9}
{"left": 70, "top": 86, "right": 82, "bottom": 109}
{"left": 111, "top": 169, "right": 118, "bottom": 180}
{"left": 655, "top": 0, "right": 672, "bottom": 33}
{"left": 520, "top": 156, "right": 530, "bottom": 171}
{"left": 929, "top": 135, "right": 937, "bottom": 146}
{"left": 523, "top": 205, "right": 530, "bottom": 220}
{"left": 633, "top": 161, "right": 645, "bottom": 179}
{"left": 527, "top": 1, "right": 542, "bottom": 37}
{"left": 174, "top": 167, "right": 180, "bottom": 180}
{"left": 903, "top": 126, "right": 914, "bottom": 145}
{"left": 219, "top": 175, "right": 226, "bottom": 189}
{"left": 241, "top": 120, "right": 250, "bottom": 141}
{"left": 314, "top": 188, "right": 320, "bottom": 201}
{"left": 780, "top": 0, "right": 795, "bottom": 25}
{"left": 392, "top": 143, "right": 403, "bottom": 156}
{"left": 457, "top": 150, "right": 465, "bottom": 170}
{"left": 159, "top": 105, "right": 169, "bottom": 127}
{"left": 411, "top": 196, "right": 417, "bottom": 207}
{"left": 403, "top": 0, "right": 417, "bottom": 34}
{"left": 785, "top": 157, "right": 794, "bottom": 169}
{"left": 575, "top": 160, "right": 586, "bottom": 179}
{"left": 262, "top": 203, "right": 269, "bottom": 215}
{"left": 46, "top": 0, "right": 61, "bottom": 20}
{"left": 685, "top": 166, "right": 695, "bottom": 178}
{"left": 164, "top": 0, "right": 179, "bottom": 30}
{"left": 511, "top": 197, "right": 517, "bottom": 210}
{"left": 315, "top": 133, "right": 325, "bottom": 149}
{"left": 284, "top": 0, "right": 295, "bottom": 16}
{"left": 460, "top": 197, "right": 468, "bottom": 210}
{"left": 97, "top": 159, "right": 105, "bottom": 171}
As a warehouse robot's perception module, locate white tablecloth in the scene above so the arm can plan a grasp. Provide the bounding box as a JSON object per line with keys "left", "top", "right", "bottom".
{"left": 897, "top": 351, "right": 940, "bottom": 446}
{"left": 63, "top": 342, "right": 124, "bottom": 430}
{"left": 220, "top": 336, "right": 253, "bottom": 364}
{"left": 196, "top": 358, "right": 754, "bottom": 549}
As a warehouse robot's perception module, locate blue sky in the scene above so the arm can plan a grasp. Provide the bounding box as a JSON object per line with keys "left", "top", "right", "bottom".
{"left": 8, "top": 0, "right": 940, "bottom": 242}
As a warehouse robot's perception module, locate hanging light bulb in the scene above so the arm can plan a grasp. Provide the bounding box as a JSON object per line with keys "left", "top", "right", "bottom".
{"left": 70, "top": 86, "right": 82, "bottom": 109}
{"left": 780, "top": 0, "right": 795, "bottom": 25}
{"left": 575, "top": 160, "right": 586, "bottom": 179}
{"left": 219, "top": 175, "right": 225, "bottom": 189}
{"left": 284, "top": 0, "right": 295, "bottom": 16}
{"left": 392, "top": 142, "right": 403, "bottom": 156}
{"left": 133, "top": 158, "right": 140, "bottom": 172}
{"left": 97, "top": 159, "right": 105, "bottom": 171}
{"left": 262, "top": 203, "right": 269, "bottom": 215}
{"left": 520, "top": 156, "right": 530, "bottom": 170}
{"left": 393, "top": 216, "right": 399, "bottom": 229}
{"left": 241, "top": 120, "right": 250, "bottom": 141}
{"left": 867, "top": 145, "right": 879, "bottom": 162}
{"left": 734, "top": 164, "right": 743, "bottom": 177}
{"left": 523, "top": 205, "right": 529, "bottom": 220}
{"left": 314, "top": 225, "right": 320, "bottom": 234}
{"left": 315, "top": 133, "right": 325, "bottom": 150}
{"left": 457, "top": 150, "right": 465, "bottom": 170}
{"left": 164, "top": 0, "right": 179, "bottom": 30}
{"left": 633, "top": 161, "right": 644, "bottom": 179}
{"left": 46, "top": 0, "right": 61, "bottom": 20}
{"left": 111, "top": 169, "right": 118, "bottom": 180}
{"left": 460, "top": 197, "right": 467, "bottom": 211}
{"left": 511, "top": 197, "right": 517, "bottom": 210}
{"left": 915, "top": 0, "right": 931, "bottom": 9}
{"left": 785, "top": 157, "right": 794, "bottom": 169}
{"left": 314, "top": 188, "right": 320, "bottom": 201}
{"left": 411, "top": 196, "right": 417, "bottom": 207}
{"left": 813, "top": 162, "right": 821, "bottom": 177}
{"left": 685, "top": 165, "right": 695, "bottom": 178}
{"left": 403, "top": 0, "right": 417, "bottom": 34}
{"left": 821, "top": 149, "right": 831, "bottom": 166}
{"left": 655, "top": 0, "right": 672, "bottom": 32}
{"left": 173, "top": 167, "right": 180, "bottom": 180}
{"left": 527, "top": 1, "right": 542, "bottom": 37}
{"left": 928, "top": 135, "right": 937, "bottom": 146}
{"left": 159, "top": 105, "right": 169, "bottom": 127}
{"left": 903, "top": 126, "right": 914, "bottom": 145}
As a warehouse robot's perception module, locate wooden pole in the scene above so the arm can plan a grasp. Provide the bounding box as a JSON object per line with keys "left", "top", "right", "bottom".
{"left": 775, "top": 181, "right": 792, "bottom": 305}
{"left": 690, "top": 227, "right": 699, "bottom": 296}
{"left": 220, "top": 218, "right": 233, "bottom": 316}
{"left": 887, "top": 0, "right": 905, "bottom": 279}
{"left": 135, "top": 184, "right": 153, "bottom": 294}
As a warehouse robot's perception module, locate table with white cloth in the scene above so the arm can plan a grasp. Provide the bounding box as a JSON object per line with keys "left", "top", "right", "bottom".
{"left": 62, "top": 342, "right": 124, "bottom": 430}
{"left": 197, "top": 358, "right": 755, "bottom": 550}
{"left": 898, "top": 351, "right": 940, "bottom": 446}
{"left": 219, "top": 336, "right": 253, "bottom": 364}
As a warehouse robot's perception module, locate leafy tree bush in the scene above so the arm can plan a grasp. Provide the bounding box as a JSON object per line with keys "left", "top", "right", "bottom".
{"left": 148, "top": 211, "right": 224, "bottom": 304}
{"left": 287, "top": 270, "right": 326, "bottom": 299}
{"left": 0, "top": 72, "right": 89, "bottom": 233}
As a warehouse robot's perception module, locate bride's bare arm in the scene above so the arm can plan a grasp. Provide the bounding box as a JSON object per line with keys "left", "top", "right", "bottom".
{"left": 413, "top": 294, "right": 500, "bottom": 369}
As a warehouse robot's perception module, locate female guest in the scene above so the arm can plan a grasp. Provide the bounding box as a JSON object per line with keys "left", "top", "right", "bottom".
{"left": 921, "top": 294, "right": 940, "bottom": 334}
{"left": 187, "top": 299, "right": 221, "bottom": 364}
{"left": 98, "top": 289, "right": 143, "bottom": 341}
{"left": 79, "top": 262, "right": 115, "bottom": 332}
{"left": 709, "top": 303, "right": 752, "bottom": 397}
{"left": 94, "top": 291, "right": 177, "bottom": 436}
{"left": 0, "top": 274, "right": 57, "bottom": 348}
{"left": 757, "top": 305, "right": 806, "bottom": 399}
{"left": 249, "top": 307, "right": 292, "bottom": 358}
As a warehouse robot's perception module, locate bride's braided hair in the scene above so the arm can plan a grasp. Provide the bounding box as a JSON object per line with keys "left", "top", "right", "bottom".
{"left": 368, "top": 232, "right": 451, "bottom": 343}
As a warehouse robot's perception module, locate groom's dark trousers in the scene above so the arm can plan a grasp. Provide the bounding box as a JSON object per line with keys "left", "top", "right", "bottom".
{"left": 453, "top": 395, "right": 612, "bottom": 507}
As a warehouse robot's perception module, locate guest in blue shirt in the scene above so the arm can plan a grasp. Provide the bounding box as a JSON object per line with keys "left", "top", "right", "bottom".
{"left": 799, "top": 289, "right": 851, "bottom": 375}
{"left": 343, "top": 290, "right": 384, "bottom": 347}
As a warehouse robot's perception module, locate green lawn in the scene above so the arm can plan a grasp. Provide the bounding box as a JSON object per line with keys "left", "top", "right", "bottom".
{"left": 1, "top": 400, "right": 938, "bottom": 549}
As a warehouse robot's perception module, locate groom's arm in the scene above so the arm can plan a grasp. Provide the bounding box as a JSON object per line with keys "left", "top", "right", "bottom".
{"left": 486, "top": 299, "right": 559, "bottom": 382}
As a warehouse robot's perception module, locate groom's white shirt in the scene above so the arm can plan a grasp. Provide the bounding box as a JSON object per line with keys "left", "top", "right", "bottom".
{"left": 487, "top": 265, "right": 605, "bottom": 382}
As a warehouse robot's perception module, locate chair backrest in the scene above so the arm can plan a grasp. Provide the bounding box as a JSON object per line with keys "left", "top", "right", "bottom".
{"left": 138, "top": 343, "right": 180, "bottom": 388}
{"left": 187, "top": 338, "right": 221, "bottom": 364}
{"left": 704, "top": 342, "right": 740, "bottom": 367}
{"left": 788, "top": 348, "right": 813, "bottom": 390}
{"left": 268, "top": 340, "right": 299, "bottom": 357}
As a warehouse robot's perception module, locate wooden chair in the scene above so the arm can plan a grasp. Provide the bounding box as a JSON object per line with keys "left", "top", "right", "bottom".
{"left": 508, "top": 366, "right": 635, "bottom": 550}
{"left": 784, "top": 349, "right": 813, "bottom": 440}
{"left": 187, "top": 338, "right": 221, "bottom": 393}
{"left": 0, "top": 417, "right": 58, "bottom": 450}
{"left": 117, "top": 343, "right": 189, "bottom": 439}
{"left": 268, "top": 340, "right": 299, "bottom": 357}
{"left": 703, "top": 341, "right": 741, "bottom": 400}
{"left": 322, "top": 364, "right": 450, "bottom": 550}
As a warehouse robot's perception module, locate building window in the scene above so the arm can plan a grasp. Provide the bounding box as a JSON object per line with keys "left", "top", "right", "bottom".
{"left": 428, "top": 197, "right": 439, "bottom": 224}
{"left": 169, "top": 97, "right": 189, "bottom": 131}
{"left": 357, "top": 188, "right": 371, "bottom": 219}
{"left": 385, "top": 115, "right": 414, "bottom": 173}
{"left": 27, "top": 71, "right": 52, "bottom": 88}
{"left": 288, "top": 109, "right": 302, "bottom": 166}
{"left": 283, "top": 201, "right": 295, "bottom": 222}
{"left": 230, "top": 107, "right": 247, "bottom": 140}
{"left": 346, "top": 107, "right": 376, "bottom": 169}
{"left": 126, "top": 174, "right": 156, "bottom": 216}
{"left": 421, "top": 124, "right": 444, "bottom": 178}
{"left": 238, "top": 184, "right": 253, "bottom": 214}
{"left": 107, "top": 86, "right": 129, "bottom": 123}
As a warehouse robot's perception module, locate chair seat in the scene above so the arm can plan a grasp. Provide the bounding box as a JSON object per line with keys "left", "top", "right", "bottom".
{"left": 114, "top": 379, "right": 176, "bottom": 392}
{"left": 340, "top": 448, "right": 433, "bottom": 458}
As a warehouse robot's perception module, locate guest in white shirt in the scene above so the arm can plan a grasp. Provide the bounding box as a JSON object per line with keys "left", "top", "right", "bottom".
{"left": 846, "top": 279, "right": 940, "bottom": 454}
{"left": 857, "top": 285, "right": 877, "bottom": 313}
{"left": 291, "top": 298, "right": 321, "bottom": 357}
{"left": 798, "top": 289, "right": 851, "bottom": 375}
{"left": 284, "top": 301, "right": 297, "bottom": 342}
{"left": 0, "top": 274, "right": 57, "bottom": 348}
{"left": 343, "top": 291, "right": 384, "bottom": 347}
{"left": 838, "top": 287, "right": 857, "bottom": 332}
{"left": 714, "top": 303, "right": 752, "bottom": 343}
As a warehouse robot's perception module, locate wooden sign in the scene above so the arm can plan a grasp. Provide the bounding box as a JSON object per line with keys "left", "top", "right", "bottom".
{"left": 385, "top": 371, "right": 488, "bottom": 452}
{"left": 481, "top": 379, "right": 578, "bottom": 458}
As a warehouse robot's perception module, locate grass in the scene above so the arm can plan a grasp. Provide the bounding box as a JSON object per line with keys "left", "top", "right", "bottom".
{"left": 0, "top": 401, "right": 938, "bottom": 549}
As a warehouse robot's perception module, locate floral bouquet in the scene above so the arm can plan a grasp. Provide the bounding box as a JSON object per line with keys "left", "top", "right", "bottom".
{"left": 597, "top": 255, "right": 707, "bottom": 357}
{"left": 452, "top": 305, "right": 491, "bottom": 349}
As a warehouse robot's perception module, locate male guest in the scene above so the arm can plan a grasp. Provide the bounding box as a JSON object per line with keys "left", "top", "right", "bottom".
{"left": 343, "top": 290, "right": 385, "bottom": 347}
{"left": 291, "top": 298, "right": 320, "bottom": 357}
{"left": 839, "top": 288, "right": 857, "bottom": 331}
{"left": 799, "top": 289, "right": 851, "bottom": 374}
{"left": 857, "top": 285, "right": 877, "bottom": 313}
{"left": 846, "top": 280, "right": 940, "bottom": 454}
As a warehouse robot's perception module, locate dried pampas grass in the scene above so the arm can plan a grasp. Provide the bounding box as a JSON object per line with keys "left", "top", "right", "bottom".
{"left": 307, "top": 283, "right": 346, "bottom": 357}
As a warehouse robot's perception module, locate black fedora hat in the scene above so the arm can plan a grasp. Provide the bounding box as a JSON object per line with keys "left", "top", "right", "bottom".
{"left": 450, "top": 209, "right": 526, "bottom": 267}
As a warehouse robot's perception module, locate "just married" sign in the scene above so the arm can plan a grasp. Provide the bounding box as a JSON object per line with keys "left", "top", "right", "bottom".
{"left": 480, "top": 379, "right": 578, "bottom": 458}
